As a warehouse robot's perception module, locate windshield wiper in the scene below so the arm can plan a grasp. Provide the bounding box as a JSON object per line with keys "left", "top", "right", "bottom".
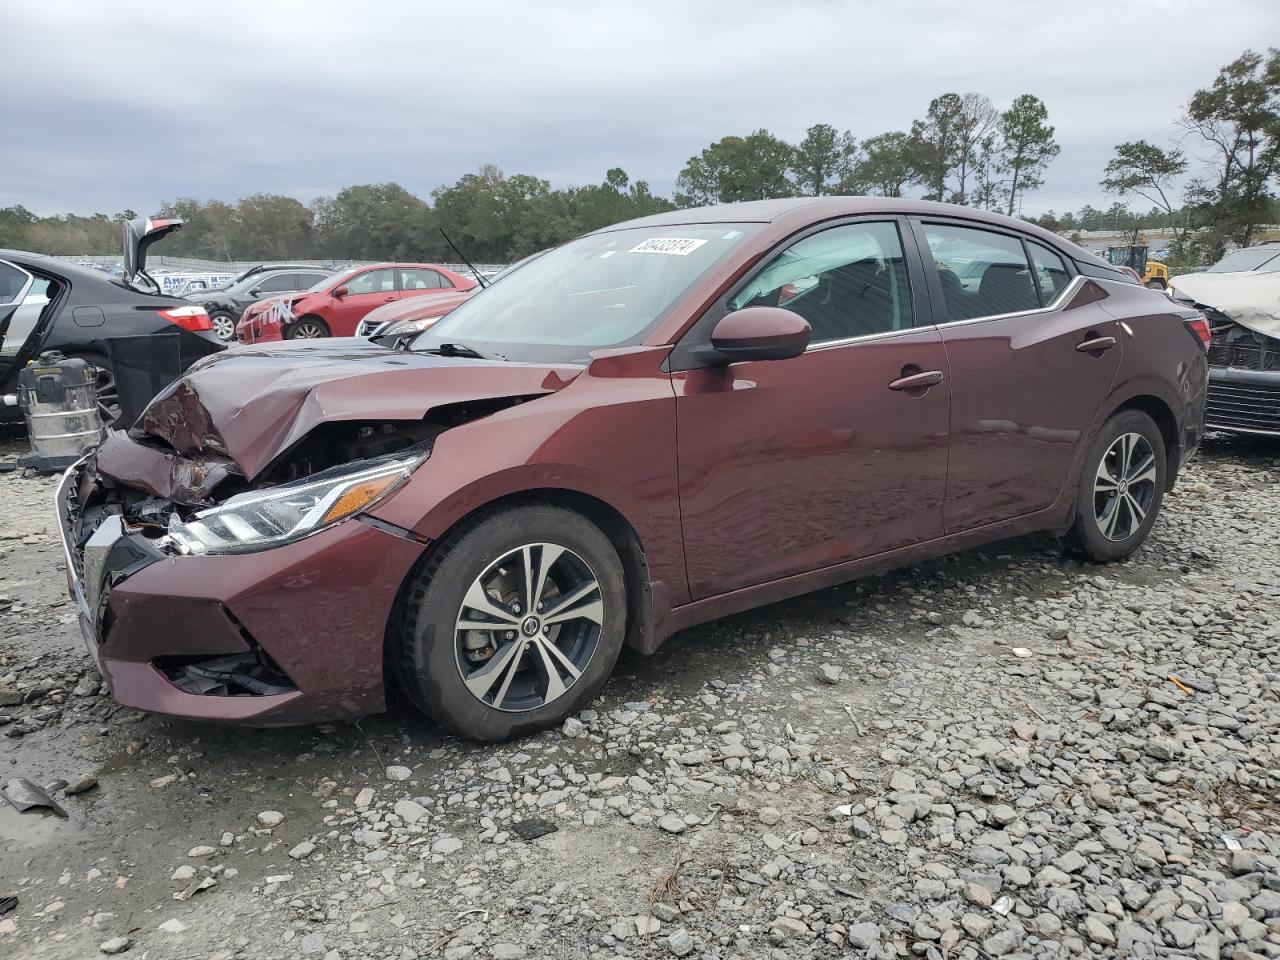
{"left": 416, "top": 341, "right": 507, "bottom": 361}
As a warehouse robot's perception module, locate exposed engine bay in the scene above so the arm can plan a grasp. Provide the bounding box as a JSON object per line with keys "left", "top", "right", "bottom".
{"left": 76, "top": 395, "right": 536, "bottom": 559}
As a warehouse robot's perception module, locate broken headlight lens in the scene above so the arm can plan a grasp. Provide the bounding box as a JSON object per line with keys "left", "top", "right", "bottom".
{"left": 167, "top": 455, "right": 421, "bottom": 555}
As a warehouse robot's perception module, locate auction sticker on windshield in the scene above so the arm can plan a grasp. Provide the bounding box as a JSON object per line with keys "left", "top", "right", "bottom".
{"left": 628, "top": 237, "right": 709, "bottom": 256}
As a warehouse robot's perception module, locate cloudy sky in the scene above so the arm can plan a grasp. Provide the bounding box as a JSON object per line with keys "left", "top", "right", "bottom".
{"left": 5, "top": 0, "right": 1277, "bottom": 219}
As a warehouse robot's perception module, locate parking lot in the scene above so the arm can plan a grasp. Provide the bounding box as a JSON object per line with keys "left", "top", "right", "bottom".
{"left": 1, "top": 429, "right": 1277, "bottom": 960}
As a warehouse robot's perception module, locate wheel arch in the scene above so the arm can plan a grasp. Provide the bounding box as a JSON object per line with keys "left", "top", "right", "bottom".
{"left": 1109, "top": 392, "right": 1180, "bottom": 490}
{"left": 386, "top": 487, "right": 663, "bottom": 664}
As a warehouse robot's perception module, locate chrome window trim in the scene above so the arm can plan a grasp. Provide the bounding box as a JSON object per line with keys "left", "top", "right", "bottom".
{"left": 805, "top": 324, "right": 927, "bottom": 352}
{"left": 802, "top": 274, "right": 1091, "bottom": 353}
{"left": 927, "top": 273, "right": 1088, "bottom": 331}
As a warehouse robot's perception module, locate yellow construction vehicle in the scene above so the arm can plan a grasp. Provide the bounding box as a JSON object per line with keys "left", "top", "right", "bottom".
{"left": 1105, "top": 243, "right": 1169, "bottom": 289}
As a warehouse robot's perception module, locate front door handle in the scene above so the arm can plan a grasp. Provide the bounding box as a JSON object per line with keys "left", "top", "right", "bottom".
{"left": 889, "top": 369, "right": 944, "bottom": 392}
{"left": 1076, "top": 335, "right": 1116, "bottom": 353}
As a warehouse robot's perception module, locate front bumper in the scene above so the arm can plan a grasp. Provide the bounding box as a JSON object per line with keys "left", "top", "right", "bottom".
{"left": 236, "top": 314, "right": 284, "bottom": 344}
{"left": 1205, "top": 367, "right": 1280, "bottom": 436}
{"left": 56, "top": 464, "right": 426, "bottom": 725}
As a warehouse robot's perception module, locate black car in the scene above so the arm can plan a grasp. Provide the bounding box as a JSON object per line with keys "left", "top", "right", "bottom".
{"left": 1, "top": 219, "right": 224, "bottom": 424}
{"left": 185, "top": 265, "right": 333, "bottom": 342}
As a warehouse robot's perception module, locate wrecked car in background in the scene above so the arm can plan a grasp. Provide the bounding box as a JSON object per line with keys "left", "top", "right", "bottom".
{"left": 58, "top": 197, "right": 1207, "bottom": 742}
{"left": 1169, "top": 271, "right": 1280, "bottom": 436}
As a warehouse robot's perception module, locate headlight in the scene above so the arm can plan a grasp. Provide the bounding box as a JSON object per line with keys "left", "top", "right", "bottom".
{"left": 380, "top": 315, "right": 443, "bottom": 338}
{"left": 167, "top": 454, "right": 422, "bottom": 555}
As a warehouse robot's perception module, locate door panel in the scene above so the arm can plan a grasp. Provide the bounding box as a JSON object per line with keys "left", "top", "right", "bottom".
{"left": 674, "top": 329, "right": 951, "bottom": 599}
{"left": 914, "top": 219, "right": 1122, "bottom": 533}
{"left": 0, "top": 261, "right": 35, "bottom": 369}
{"left": 328, "top": 269, "right": 399, "bottom": 335}
{"left": 938, "top": 298, "right": 1121, "bottom": 531}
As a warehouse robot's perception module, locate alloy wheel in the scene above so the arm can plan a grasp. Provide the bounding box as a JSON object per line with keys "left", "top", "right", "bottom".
{"left": 211, "top": 314, "right": 236, "bottom": 342}
{"left": 290, "top": 320, "right": 326, "bottom": 338}
{"left": 1093, "top": 432, "right": 1158, "bottom": 542}
{"left": 454, "top": 543, "right": 604, "bottom": 713}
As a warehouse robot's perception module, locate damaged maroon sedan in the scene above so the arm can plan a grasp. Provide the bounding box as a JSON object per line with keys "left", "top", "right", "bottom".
{"left": 58, "top": 198, "right": 1208, "bottom": 741}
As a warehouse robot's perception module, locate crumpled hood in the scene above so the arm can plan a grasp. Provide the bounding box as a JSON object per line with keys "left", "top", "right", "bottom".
{"left": 135, "top": 338, "right": 582, "bottom": 479}
{"left": 1170, "top": 271, "right": 1280, "bottom": 338}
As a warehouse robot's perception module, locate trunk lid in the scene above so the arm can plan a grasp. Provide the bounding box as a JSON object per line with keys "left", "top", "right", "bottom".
{"left": 122, "top": 217, "right": 184, "bottom": 287}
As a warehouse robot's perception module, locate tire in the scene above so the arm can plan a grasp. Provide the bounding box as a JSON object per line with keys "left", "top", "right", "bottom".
{"left": 393, "top": 504, "right": 627, "bottom": 742}
{"left": 65, "top": 352, "right": 121, "bottom": 427}
{"left": 1064, "top": 409, "right": 1166, "bottom": 562}
{"left": 285, "top": 315, "right": 330, "bottom": 339}
{"left": 209, "top": 312, "right": 237, "bottom": 342}
{"left": 1145, "top": 278, "right": 1167, "bottom": 290}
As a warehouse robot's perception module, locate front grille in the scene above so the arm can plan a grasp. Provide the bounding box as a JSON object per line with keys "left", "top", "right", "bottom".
{"left": 61, "top": 467, "right": 87, "bottom": 583}
{"left": 1206, "top": 380, "right": 1280, "bottom": 434}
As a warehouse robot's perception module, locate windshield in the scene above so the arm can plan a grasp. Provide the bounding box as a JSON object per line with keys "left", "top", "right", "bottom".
{"left": 412, "top": 224, "right": 760, "bottom": 363}
{"left": 1209, "top": 248, "right": 1280, "bottom": 273}
{"left": 308, "top": 269, "right": 351, "bottom": 292}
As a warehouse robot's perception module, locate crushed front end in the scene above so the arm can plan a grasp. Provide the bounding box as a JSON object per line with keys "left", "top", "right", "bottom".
{"left": 1204, "top": 309, "right": 1280, "bottom": 436}
{"left": 56, "top": 428, "right": 428, "bottom": 725}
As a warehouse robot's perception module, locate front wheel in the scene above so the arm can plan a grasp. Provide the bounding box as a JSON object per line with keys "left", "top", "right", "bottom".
{"left": 1065, "top": 409, "right": 1166, "bottom": 562}
{"left": 393, "top": 504, "right": 627, "bottom": 742}
{"left": 1145, "top": 278, "right": 1167, "bottom": 290}
{"left": 285, "top": 315, "right": 330, "bottom": 339}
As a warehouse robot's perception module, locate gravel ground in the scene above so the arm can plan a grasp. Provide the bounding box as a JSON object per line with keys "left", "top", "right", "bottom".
{"left": 1, "top": 429, "right": 1278, "bottom": 960}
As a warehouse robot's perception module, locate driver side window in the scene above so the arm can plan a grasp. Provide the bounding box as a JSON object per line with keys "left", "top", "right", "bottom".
{"left": 729, "top": 222, "right": 913, "bottom": 343}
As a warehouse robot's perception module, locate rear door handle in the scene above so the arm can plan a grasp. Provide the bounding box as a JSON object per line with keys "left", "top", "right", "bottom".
{"left": 1076, "top": 336, "right": 1116, "bottom": 353}
{"left": 889, "top": 370, "right": 944, "bottom": 391}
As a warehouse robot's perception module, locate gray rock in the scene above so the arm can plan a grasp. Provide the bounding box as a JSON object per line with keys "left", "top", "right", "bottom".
{"left": 666, "top": 929, "right": 695, "bottom": 957}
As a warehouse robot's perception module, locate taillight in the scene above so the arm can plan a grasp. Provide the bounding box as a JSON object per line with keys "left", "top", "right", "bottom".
{"left": 159, "top": 305, "right": 213, "bottom": 332}
{"left": 1186, "top": 315, "right": 1211, "bottom": 352}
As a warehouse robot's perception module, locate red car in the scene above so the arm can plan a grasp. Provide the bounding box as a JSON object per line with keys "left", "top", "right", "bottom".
{"left": 59, "top": 198, "right": 1208, "bottom": 741}
{"left": 236, "top": 263, "right": 477, "bottom": 342}
{"left": 354, "top": 289, "right": 476, "bottom": 341}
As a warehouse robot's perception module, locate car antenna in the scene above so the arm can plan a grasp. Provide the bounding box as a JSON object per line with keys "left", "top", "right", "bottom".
{"left": 438, "top": 229, "right": 489, "bottom": 288}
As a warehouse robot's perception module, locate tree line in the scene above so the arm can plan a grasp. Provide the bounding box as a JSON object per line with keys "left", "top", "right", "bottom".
{"left": 2, "top": 48, "right": 1275, "bottom": 266}
{"left": 1095, "top": 47, "right": 1279, "bottom": 266}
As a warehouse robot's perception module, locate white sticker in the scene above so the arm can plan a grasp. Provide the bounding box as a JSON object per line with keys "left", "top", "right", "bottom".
{"left": 722, "top": 230, "right": 742, "bottom": 240}
{"left": 628, "top": 237, "right": 708, "bottom": 256}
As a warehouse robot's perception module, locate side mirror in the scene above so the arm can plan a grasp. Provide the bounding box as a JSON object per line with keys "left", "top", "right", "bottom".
{"left": 248, "top": 287, "right": 261, "bottom": 297}
{"left": 333, "top": 286, "right": 349, "bottom": 298}
{"left": 708, "top": 306, "right": 810, "bottom": 363}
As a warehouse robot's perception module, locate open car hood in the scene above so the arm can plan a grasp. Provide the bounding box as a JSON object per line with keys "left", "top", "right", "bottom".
{"left": 1171, "top": 271, "right": 1280, "bottom": 338}
{"left": 132, "top": 338, "right": 581, "bottom": 480}
{"left": 122, "top": 217, "right": 184, "bottom": 286}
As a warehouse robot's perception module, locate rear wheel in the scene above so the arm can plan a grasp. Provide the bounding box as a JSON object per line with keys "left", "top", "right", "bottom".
{"left": 209, "top": 312, "right": 237, "bottom": 342}
{"left": 1065, "top": 409, "right": 1166, "bottom": 562}
{"left": 285, "top": 315, "right": 330, "bottom": 339}
{"left": 66, "top": 352, "right": 120, "bottom": 426}
{"left": 393, "top": 504, "right": 626, "bottom": 742}
{"left": 1145, "top": 278, "right": 1167, "bottom": 290}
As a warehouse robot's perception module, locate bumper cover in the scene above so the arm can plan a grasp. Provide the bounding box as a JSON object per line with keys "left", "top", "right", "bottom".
{"left": 1205, "top": 367, "right": 1280, "bottom": 436}
{"left": 57, "top": 465, "right": 425, "bottom": 724}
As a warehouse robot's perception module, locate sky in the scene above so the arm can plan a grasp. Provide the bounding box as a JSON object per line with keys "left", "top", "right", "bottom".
{"left": 4, "top": 0, "right": 1277, "bottom": 220}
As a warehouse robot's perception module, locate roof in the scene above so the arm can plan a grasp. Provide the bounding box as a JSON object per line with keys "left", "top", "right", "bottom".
{"left": 599, "top": 196, "right": 1094, "bottom": 261}
{"left": 0, "top": 249, "right": 121, "bottom": 284}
